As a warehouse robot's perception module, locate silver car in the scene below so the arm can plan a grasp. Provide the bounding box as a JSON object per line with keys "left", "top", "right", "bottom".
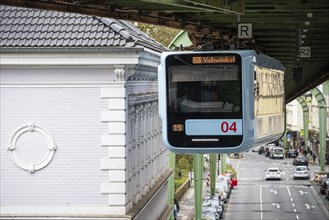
{"left": 202, "top": 195, "right": 223, "bottom": 220}
{"left": 293, "top": 166, "right": 310, "bottom": 180}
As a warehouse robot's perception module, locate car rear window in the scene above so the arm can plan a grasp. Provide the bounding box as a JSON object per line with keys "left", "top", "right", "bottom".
{"left": 269, "top": 169, "right": 279, "bottom": 172}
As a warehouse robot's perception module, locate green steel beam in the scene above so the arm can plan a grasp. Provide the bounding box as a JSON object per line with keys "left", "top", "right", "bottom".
{"left": 220, "top": 154, "right": 226, "bottom": 174}
{"left": 168, "top": 151, "right": 175, "bottom": 220}
{"left": 193, "top": 154, "right": 203, "bottom": 220}
{"left": 311, "top": 87, "right": 327, "bottom": 171}
{"left": 296, "top": 96, "right": 309, "bottom": 152}
{"left": 209, "top": 154, "right": 217, "bottom": 195}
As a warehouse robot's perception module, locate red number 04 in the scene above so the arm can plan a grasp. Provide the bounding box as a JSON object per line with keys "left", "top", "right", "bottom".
{"left": 221, "top": 122, "right": 237, "bottom": 133}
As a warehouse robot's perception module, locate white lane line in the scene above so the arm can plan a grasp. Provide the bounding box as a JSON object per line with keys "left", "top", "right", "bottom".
{"left": 260, "top": 185, "right": 263, "bottom": 220}
{"left": 288, "top": 186, "right": 299, "bottom": 219}
{"left": 287, "top": 186, "right": 291, "bottom": 196}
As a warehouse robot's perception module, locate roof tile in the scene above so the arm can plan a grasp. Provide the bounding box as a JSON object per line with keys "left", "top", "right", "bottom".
{"left": 0, "top": 5, "right": 167, "bottom": 52}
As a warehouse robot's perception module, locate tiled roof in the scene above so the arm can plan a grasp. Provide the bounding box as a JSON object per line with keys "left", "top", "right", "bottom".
{"left": 0, "top": 5, "right": 167, "bottom": 52}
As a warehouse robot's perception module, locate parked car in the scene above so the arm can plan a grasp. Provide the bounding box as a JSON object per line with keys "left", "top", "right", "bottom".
{"left": 264, "top": 148, "right": 270, "bottom": 157}
{"left": 204, "top": 194, "right": 224, "bottom": 217}
{"left": 265, "top": 167, "right": 282, "bottom": 180}
{"left": 258, "top": 146, "right": 265, "bottom": 154}
{"left": 216, "top": 176, "right": 231, "bottom": 199}
{"left": 293, "top": 166, "right": 310, "bottom": 180}
{"left": 202, "top": 196, "right": 223, "bottom": 220}
{"left": 325, "top": 188, "right": 329, "bottom": 200}
{"left": 293, "top": 156, "right": 309, "bottom": 166}
{"left": 287, "top": 149, "right": 297, "bottom": 158}
{"left": 216, "top": 185, "right": 228, "bottom": 203}
{"left": 320, "top": 177, "right": 329, "bottom": 195}
{"left": 220, "top": 172, "right": 238, "bottom": 189}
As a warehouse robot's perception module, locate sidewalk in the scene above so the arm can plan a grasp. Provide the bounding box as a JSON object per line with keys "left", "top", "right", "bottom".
{"left": 177, "top": 166, "right": 211, "bottom": 220}
{"left": 310, "top": 181, "right": 329, "bottom": 219}
{"left": 176, "top": 187, "right": 195, "bottom": 220}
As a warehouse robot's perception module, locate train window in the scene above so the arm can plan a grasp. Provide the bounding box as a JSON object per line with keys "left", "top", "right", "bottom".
{"left": 168, "top": 65, "right": 241, "bottom": 113}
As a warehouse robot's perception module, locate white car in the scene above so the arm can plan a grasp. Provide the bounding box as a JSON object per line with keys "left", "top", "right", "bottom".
{"left": 215, "top": 185, "right": 228, "bottom": 203}
{"left": 216, "top": 176, "right": 231, "bottom": 198}
{"left": 265, "top": 167, "right": 282, "bottom": 180}
{"left": 293, "top": 166, "right": 310, "bottom": 180}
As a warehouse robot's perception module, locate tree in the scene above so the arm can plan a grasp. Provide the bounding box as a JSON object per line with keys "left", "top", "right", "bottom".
{"left": 134, "top": 22, "right": 181, "bottom": 47}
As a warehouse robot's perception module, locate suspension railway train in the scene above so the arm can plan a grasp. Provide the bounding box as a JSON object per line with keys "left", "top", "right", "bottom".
{"left": 158, "top": 50, "right": 285, "bottom": 154}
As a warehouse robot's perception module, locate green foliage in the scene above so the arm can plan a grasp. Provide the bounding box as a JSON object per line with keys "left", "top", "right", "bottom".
{"left": 174, "top": 154, "right": 193, "bottom": 189}
{"left": 177, "top": 157, "right": 190, "bottom": 170}
{"left": 174, "top": 168, "right": 189, "bottom": 189}
{"left": 134, "top": 22, "right": 180, "bottom": 47}
{"left": 176, "top": 154, "right": 193, "bottom": 169}
{"left": 226, "top": 164, "right": 238, "bottom": 177}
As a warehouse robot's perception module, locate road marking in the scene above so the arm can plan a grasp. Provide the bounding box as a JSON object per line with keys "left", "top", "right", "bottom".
{"left": 270, "top": 189, "right": 277, "bottom": 194}
{"left": 299, "top": 190, "right": 308, "bottom": 195}
{"left": 272, "top": 203, "right": 280, "bottom": 208}
{"left": 260, "top": 185, "right": 263, "bottom": 220}
{"left": 290, "top": 198, "right": 293, "bottom": 202}
{"left": 296, "top": 214, "right": 299, "bottom": 219}
{"left": 287, "top": 186, "right": 291, "bottom": 196}
{"left": 294, "top": 208, "right": 297, "bottom": 212}
{"left": 305, "top": 204, "right": 315, "bottom": 209}
{"left": 292, "top": 203, "right": 295, "bottom": 207}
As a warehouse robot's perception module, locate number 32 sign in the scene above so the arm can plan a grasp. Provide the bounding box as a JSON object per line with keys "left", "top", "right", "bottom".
{"left": 185, "top": 119, "right": 242, "bottom": 136}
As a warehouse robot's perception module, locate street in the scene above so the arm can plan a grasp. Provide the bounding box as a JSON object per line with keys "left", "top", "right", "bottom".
{"left": 225, "top": 151, "right": 329, "bottom": 220}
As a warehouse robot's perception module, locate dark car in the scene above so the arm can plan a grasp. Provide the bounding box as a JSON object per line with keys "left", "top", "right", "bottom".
{"left": 264, "top": 147, "right": 270, "bottom": 157}
{"left": 320, "top": 178, "right": 329, "bottom": 195}
{"left": 326, "top": 188, "right": 329, "bottom": 200}
{"left": 293, "top": 156, "right": 308, "bottom": 166}
{"left": 287, "top": 149, "right": 297, "bottom": 158}
{"left": 258, "top": 146, "right": 265, "bottom": 154}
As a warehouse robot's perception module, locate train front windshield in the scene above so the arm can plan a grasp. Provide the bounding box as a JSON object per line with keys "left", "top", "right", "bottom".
{"left": 165, "top": 53, "right": 243, "bottom": 148}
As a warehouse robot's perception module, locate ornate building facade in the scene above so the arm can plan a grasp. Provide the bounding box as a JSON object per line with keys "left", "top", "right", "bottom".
{"left": 0, "top": 5, "right": 171, "bottom": 219}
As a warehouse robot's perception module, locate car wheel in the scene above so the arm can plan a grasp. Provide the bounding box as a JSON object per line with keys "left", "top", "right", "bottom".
{"left": 293, "top": 177, "right": 296, "bottom": 180}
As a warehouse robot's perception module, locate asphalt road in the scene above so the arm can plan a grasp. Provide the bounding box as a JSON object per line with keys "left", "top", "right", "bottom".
{"left": 224, "top": 151, "right": 329, "bottom": 220}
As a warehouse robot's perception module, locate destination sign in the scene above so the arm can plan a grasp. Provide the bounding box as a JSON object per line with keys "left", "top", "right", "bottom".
{"left": 192, "top": 56, "right": 236, "bottom": 64}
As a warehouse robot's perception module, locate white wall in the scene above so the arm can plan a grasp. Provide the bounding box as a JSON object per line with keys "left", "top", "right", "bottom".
{"left": 0, "top": 50, "right": 169, "bottom": 218}
{"left": 0, "top": 67, "right": 112, "bottom": 215}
